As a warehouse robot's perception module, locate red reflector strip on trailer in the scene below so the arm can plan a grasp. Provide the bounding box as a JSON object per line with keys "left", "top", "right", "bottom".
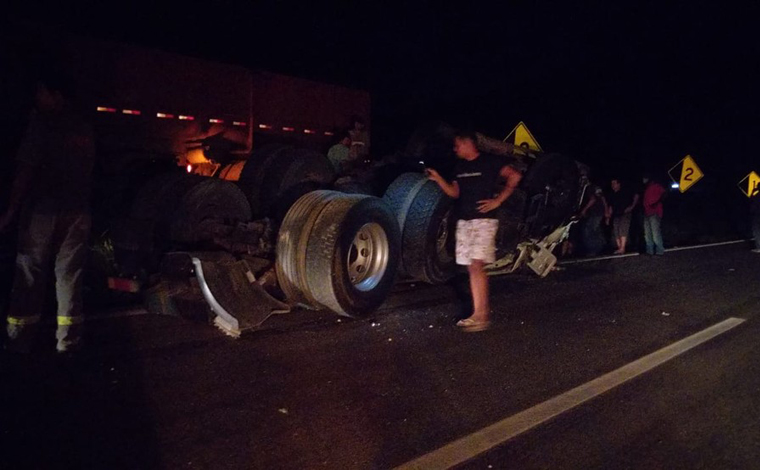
{"left": 96, "top": 106, "right": 117, "bottom": 113}
{"left": 209, "top": 118, "right": 224, "bottom": 124}
{"left": 157, "top": 112, "right": 175, "bottom": 119}
{"left": 283, "top": 126, "right": 295, "bottom": 132}
{"left": 122, "top": 109, "right": 141, "bottom": 115}
{"left": 258, "top": 124, "right": 272, "bottom": 129}
{"left": 324, "top": 131, "right": 334, "bottom": 136}
{"left": 233, "top": 121, "right": 247, "bottom": 126}
{"left": 304, "top": 129, "right": 315, "bottom": 134}
{"left": 178, "top": 115, "right": 195, "bottom": 121}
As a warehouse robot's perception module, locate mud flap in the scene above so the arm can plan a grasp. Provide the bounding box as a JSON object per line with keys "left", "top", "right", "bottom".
{"left": 192, "top": 257, "right": 291, "bottom": 337}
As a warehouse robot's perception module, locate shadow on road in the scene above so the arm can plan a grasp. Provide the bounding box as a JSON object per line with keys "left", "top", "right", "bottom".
{"left": 0, "top": 322, "right": 161, "bottom": 469}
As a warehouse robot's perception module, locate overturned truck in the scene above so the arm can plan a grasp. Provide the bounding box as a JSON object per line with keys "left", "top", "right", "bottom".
{"left": 114, "top": 130, "right": 587, "bottom": 336}
{"left": 28, "top": 30, "right": 586, "bottom": 334}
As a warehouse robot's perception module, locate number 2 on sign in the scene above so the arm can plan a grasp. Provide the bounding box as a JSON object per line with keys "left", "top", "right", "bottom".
{"left": 684, "top": 167, "right": 694, "bottom": 181}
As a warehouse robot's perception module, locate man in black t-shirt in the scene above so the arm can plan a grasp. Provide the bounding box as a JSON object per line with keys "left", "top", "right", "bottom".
{"left": 426, "top": 131, "right": 522, "bottom": 332}
{"left": 605, "top": 178, "right": 639, "bottom": 254}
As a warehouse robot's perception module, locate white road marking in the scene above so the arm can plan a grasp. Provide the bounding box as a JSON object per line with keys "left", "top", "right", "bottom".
{"left": 664, "top": 239, "right": 747, "bottom": 252}
{"left": 559, "top": 239, "right": 749, "bottom": 265}
{"left": 395, "top": 317, "right": 746, "bottom": 470}
{"left": 559, "top": 252, "right": 639, "bottom": 265}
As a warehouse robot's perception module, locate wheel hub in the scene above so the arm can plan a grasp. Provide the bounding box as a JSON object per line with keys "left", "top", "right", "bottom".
{"left": 347, "top": 222, "right": 389, "bottom": 292}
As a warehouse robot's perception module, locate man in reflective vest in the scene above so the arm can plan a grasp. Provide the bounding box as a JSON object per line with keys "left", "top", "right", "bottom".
{"left": 0, "top": 74, "right": 96, "bottom": 353}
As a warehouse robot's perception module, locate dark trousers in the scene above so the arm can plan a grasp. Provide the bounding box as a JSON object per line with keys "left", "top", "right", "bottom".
{"left": 6, "top": 211, "right": 90, "bottom": 352}
{"left": 643, "top": 214, "right": 665, "bottom": 255}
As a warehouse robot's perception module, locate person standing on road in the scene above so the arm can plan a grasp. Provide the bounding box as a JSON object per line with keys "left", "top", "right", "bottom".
{"left": 642, "top": 174, "right": 667, "bottom": 255}
{"left": 580, "top": 185, "right": 608, "bottom": 256}
{"left": 426, "top": 130, "right": 522, "bottom": 332}
{"left": 751, "top": 190, "right": 760, "bottom": 253}
{"left": 606, "top": 178, "right": 639, "bottom": 254}
{"left": 0, "top": 75, "right": 97, "bottom": 354}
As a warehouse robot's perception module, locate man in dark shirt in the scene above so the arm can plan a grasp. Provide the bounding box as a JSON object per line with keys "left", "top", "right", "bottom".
{"left": 426, "top": 130, "right": 522, "bottom": 331}
{"left": 605, "top": 178, "right": 639, "bottom": 254}
{"left": 0, "top": 76, "right": 96, "bottom": 353}
{"left": 580, "top": 185, "right": 608, "bottom": 256}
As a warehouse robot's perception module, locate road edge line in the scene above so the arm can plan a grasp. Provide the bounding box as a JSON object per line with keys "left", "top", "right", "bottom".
{"left": 395, "top": 317, "right": 746, "bottom": 470}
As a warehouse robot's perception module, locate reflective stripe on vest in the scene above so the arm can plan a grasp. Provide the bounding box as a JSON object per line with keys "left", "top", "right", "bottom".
{"left": 57, "top": 316, "right": 84, "bottom": 326}
{"left": 7, "top": 315, "right": 42, "bottom": 326}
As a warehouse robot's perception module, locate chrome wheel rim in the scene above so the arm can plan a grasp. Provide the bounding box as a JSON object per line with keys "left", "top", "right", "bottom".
{"left": 347, "top": 222, "right": 389, "bottom": 292}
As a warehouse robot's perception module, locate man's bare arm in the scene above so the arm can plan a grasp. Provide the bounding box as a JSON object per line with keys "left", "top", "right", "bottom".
{"left": 426, "top": 168, "right": 460, "bottom": 199}
{"left": 477, "top": 165, "right": 522, "bottom": 213}
{"left": 495, "top": 165, "right": 522, "bottom": 204}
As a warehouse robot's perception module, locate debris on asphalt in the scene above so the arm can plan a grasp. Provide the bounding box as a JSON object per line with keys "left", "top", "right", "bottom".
{"left": 371, "top": 322, "right": 379, "bottom": 327}
{"left": 661, "top": 311, "right": 671, "bottom": 316}
{"left": 429, "top": 325, "right": 433, "bottom": 328}
{"left": 278, "top": 408, "right": 289, "bottom": 415}
{"left": 388, "top": 338, "right": 393, "bottom": 342}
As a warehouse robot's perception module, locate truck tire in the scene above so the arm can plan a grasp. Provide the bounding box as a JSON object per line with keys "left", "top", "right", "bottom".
{"left": 276, "top": 191, "right": 400, "bottom": 317}
{"left": 276, "top": 190, "right": 343, "bottom": 308}
{"left": 238, "top": 145, "right": 294, "bottom": 216}
{"left": 304, "top": 194, "right": 400, "bottom": 317}
{"left": 399, "top": 182, "right": 456, "bottom": 284}
{"left": 267, "top": 148, "right": 335, "bottom": 219}
{"left": 168, "top": 178, "right": 252, "bottom": 244}
{"left": 131, "top": 173, "right": 251, "bottom": 244}
{"left": 383, "top": 173, "right": 455, "bottom": 283}
{"left": 130, "top": 171, "right": 190, "bottom": 222}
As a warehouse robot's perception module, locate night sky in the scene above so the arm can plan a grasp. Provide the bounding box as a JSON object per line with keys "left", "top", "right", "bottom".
{"left": 4, "top": 1, "right": 760, "bottom": 182}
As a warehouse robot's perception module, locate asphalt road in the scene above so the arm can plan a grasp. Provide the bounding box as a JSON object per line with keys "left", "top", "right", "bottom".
{"left": 2, "top": 242, "right": 759, "bottom": 469}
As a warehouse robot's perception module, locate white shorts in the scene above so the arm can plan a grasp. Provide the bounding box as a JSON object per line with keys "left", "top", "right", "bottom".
{"left": 455, "top": 219, "right": 499, "bottom": 265}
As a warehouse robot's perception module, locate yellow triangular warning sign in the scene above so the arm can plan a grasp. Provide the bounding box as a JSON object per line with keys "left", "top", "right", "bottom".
{"left": 738, "top": 171, "right": 760, "bottom": 198}
{"left": 668, "top": 155, "right": 704, "bottom": 193}
{"left": 505, "top": 121, "right": 542, "bottom": 152}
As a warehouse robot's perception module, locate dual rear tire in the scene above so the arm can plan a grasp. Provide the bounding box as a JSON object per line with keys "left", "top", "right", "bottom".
{"left": 276, "top": 191, "right": 400, "bottom": 317}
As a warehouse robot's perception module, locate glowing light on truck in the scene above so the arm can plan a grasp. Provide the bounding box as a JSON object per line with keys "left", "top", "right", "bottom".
{"left": 96, "top": 106, "right": 117, "bottom": 112}
{"left": 178, "top": 115, "right": 195, "bottom": 121}
{"left": 304, "top": 129, "right": 315, "bottom": 134}
{"left": 157, "top": 112, "right": 175, "bottom": 118}
{"left": 209, "top": 118, "right": 224, "bottom": 124}
{"left": 233, "top": 121, "right": 247, "bottom": 127}
{"left": 324, "top": 131, "right": 334, "bottom": 136}
{"left": 122, "top": 109, "right": 141, "bottom": 115}
{"left": 283, "top": 126, "right": 295, "bottom": 132}
{"left": 258, "top": 124, "right": 272, "bottom": 129}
